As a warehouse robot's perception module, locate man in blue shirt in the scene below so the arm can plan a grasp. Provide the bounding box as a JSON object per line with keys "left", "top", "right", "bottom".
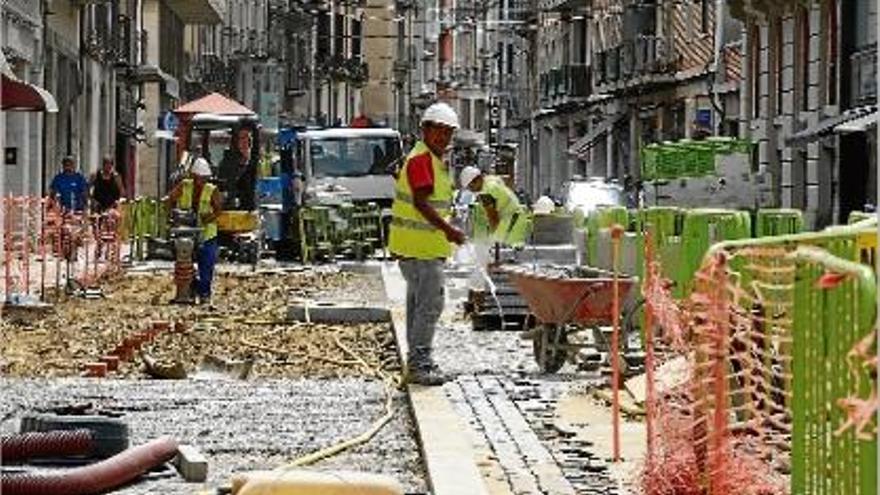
{"left": 50, "top": 156, "right": 89, "bottom": 212}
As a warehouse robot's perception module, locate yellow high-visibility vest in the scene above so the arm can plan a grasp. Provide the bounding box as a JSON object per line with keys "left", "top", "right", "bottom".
{"left": 388, "top": 141, "right": 453, "bottom": 259}
{"left": 178, "top": 178, "right": 218, "bottom": 241}
{"left": 480, "top": 175, "right": 531, "bottom": 247}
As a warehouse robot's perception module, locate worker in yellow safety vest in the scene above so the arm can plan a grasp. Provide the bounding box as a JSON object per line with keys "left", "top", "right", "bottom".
{"left": 389, "top": 102, "right": 466, "bottom": 386}
{"left": 166, "top": 158, "right": 223, "bottom": 303}
{"left": 459, "top": 166, "right": 531, "bottom": 248}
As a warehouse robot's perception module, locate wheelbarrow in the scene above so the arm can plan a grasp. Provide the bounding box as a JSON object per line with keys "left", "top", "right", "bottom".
{"left": 504, "top": 265, "right": 638, "bottom": 373}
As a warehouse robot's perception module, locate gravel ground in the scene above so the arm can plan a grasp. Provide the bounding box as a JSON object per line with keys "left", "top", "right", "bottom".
{"left": 0, "top": 379, "right": 426, "bottom": 494}
{"left": 1, "top": 266, "right": 392, "bottom": 378}
{"left": 1, "top": 264, "right": 429, "bottom": 494}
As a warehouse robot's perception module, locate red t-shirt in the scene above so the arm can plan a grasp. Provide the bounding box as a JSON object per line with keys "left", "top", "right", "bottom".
{"left": 406, "top": 152, "right": 434, "bottom": 193}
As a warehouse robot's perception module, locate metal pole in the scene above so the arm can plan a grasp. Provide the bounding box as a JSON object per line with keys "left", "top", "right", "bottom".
{"left": 610, "top": 224, "right": 622, "bottom": 463}
{"left": 396, "top": 1, "right": 406, "bottom": 132}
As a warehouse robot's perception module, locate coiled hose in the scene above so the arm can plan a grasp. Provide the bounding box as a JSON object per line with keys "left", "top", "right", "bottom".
{"left": 1, "top": 430, "right": 93, "bottom": 464}
{"left": 1, "top": 436, "right": 178, "bottom": 495}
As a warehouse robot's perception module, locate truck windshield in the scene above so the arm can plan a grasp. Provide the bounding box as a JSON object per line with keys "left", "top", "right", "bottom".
{"left": 310, "top": 137, "right": 401, "bottom": 178}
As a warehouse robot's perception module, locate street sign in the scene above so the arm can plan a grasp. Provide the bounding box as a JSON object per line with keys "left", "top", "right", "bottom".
{"left": 162, "top": 111, "right": 179, "bottom": 132}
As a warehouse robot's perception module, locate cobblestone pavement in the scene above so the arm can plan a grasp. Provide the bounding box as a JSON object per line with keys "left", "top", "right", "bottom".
{"left": 387, "top": 263, "right": 638, "bottom": 494}
{"left": 0, "top": 378, "right": 427, "bottom": 494}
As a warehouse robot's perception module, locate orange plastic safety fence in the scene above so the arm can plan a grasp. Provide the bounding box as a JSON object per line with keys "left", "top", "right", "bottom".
{"left": 836, "top": 328, "right": 878, "bottom": 440}
{"left": 1, "top": 196, "right": 125, "bottom": 302}
{"left": 640, "top": 242, "right": 791, "bottom": 495}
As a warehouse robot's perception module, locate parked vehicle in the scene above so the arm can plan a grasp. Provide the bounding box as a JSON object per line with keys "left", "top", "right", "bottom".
{"left": 295, "top": 128, "right": 403, "bottom": 208}
{"left": 561, "top": 178, "right": 625, "bottom": 218}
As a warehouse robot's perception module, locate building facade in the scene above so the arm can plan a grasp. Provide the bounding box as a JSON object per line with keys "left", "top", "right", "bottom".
{"left": 2, "top": 0, "right": 48, "bottom": 197}
{"left": 509, "top": 0, "right": 745, "bottom": 200}
{"left": 734, "top": 0, "right": 877, "bottom": 228}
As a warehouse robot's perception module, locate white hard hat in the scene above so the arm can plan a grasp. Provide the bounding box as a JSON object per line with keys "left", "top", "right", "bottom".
{"left": 421, "top": 102, "right": 460, "bottom": 129}
{"left": 191, "top": 157, "right": 212, "bottom": 177}
{"left": 459, "top": 166, "right": 482, "bottom": 188}
{"left": 534, "top": 196, "right": 555, "bottom": 215}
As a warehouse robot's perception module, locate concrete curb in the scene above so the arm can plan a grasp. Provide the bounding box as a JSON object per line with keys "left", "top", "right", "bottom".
{"left": 287, "top": 302, "right": 391, "bottom": 323}
{"left": 380, "top": 262, "right": 490, "bottom": 495}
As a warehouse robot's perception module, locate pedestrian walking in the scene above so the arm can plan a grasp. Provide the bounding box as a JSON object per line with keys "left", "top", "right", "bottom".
{"left": 166, "top": 158, "right": 223, "bottom": 304}
{"left": 90, "top": 155, "right": 126, "bottom": 212}
{"left": 90, "top": 155, "right": 126, "bottom": 260}
{"left": 389, "top": 102, "right": 466, "bottom": 386}
{"left": 49, "top": 156, "right": 89, "bottom": 213}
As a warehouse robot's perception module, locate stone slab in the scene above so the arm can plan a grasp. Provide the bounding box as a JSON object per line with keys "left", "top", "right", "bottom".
{"left": 338, "top": 261, "right": 384, "bottom": 276}
{"left": 381, "top": 262, "right": 490, "bottom": 495}
{"left": 408, "top": 386, "right": 491, "bottom": 495}
{"left": 287, "top": 303, "right": 391, "bottom": 323}
{"left": 174, "top": 444, "right": 208, "bottom": 482}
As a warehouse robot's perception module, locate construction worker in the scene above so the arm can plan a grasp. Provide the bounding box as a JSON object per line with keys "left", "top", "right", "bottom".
{"left": 166, "top": 158, "right": 223, "bottom": 303}
{"left": 459, "top": 166, "right": 531, "bottom": 248}
{"left": 389, "top": 102, "right": 465, "bottom": 386}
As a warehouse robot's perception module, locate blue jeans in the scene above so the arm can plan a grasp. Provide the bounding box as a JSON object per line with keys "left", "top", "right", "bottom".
{"left": 195, "top": 238, "right": 218, "bottom": 298}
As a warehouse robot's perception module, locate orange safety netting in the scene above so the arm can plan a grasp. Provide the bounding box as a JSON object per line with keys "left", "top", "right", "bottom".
{"left": 837, "top": 328, "right": 878, "bottom": 440}
{"left": 2, "top": 196, "right": 124, "bottom": 301}
{"left": 640, "top": 243, "right": 792, "bottom": 495}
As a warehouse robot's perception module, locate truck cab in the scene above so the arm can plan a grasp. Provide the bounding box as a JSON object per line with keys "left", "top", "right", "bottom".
{"left": 296, "top": 128, "right": 402, "bottom": 208}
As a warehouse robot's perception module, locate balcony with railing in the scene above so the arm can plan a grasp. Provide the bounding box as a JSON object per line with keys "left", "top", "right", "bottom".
{"left": 594, "top": 35, "right": 675, "bottom": 91}
{"left": 850, "top": 45, "right": 878, "bottom": 108}
{"left": 565, "top": 64, "right": 590, "bottom": 98}
{"left": 538, "top": 64, "right": 592, "bottom": 107}
{"left": 111, "top": 15, "right": 137, "bottom": 68}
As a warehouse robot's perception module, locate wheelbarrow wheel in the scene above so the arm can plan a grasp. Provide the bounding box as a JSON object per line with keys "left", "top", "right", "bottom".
{"left": 533, "top": 324, "right": 568, "bottom": 374}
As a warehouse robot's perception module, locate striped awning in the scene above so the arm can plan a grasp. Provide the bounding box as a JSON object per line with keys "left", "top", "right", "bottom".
{"left": 786, "top": 106, "right": 877, "bottom": 146}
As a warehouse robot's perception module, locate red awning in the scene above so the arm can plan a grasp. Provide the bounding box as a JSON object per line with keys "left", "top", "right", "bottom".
{"left": 173, "top": 92, "right": 255, "bottom": 116}
{"left": 1, "top": 51, "right": 57, "bottom": 112}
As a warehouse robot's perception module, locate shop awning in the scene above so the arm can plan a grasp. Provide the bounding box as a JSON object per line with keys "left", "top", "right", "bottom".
{"left": 568, "top": 113, "right": 623, "bottom": 158}
{"left": 173, "top": 92, "right": 255, "bottom": 117}
{"left": 786, "top": 105, "right": 877, "bottom": 146}
{"left": 1, "top": 51, "right": 57, "bottom": 112}
{"left": 835, "top": 111, "right": 878, "bottom": 133}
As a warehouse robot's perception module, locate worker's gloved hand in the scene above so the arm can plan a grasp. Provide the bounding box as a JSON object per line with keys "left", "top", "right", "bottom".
{"left": 445, "top": 226, "right": 466, "bottom": 245}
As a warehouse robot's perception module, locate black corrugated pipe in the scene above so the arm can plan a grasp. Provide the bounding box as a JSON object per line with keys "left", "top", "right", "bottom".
{"left": 1, "top": 430, "right": 94, "bottom": 464}
{"left": 0, "top": 436, "right": 178, "bottom": 495}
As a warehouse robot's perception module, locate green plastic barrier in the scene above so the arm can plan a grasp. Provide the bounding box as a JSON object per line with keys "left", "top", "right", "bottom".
{"left": 710, "top": 226, "right": 877, "bottom": 495}
{"left": 677, "top": 208, "right": 751, "bottom": 297}
{"left": 641, "top": 138, "right": 754, "bottom": 181}
{"left": 756, "top": 209, "right": 804, "bottom": 237}
{"left": 634, "top": 206, "right": 684, "bottom": 280}
{"left": 585, "top": 206, "right": 629, "bottom": 266}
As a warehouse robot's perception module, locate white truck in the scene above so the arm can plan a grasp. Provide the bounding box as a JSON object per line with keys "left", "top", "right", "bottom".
{"left": 296, "top": 128, "right": 403, "bottom": 208}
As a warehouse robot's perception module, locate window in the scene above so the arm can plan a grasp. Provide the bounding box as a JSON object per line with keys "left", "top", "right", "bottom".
{"left": 797, "top": 6, "right": 810, "bottom": 112}
{"left": 700, "top": 0, "right": 710, "bottom": 34}
{"left": 352, "top": 17, "right": 362, "bottom": 60}
{"left": 310, "top": 137, "right": 402, "bottom": 177}
{"left": 317, "top": 14, "right": 330, "bottom": 57}
{"left": 773, "top": 18, "right": 783, "bottom": 116}
{"left": 825, "top": 0, "right": 838, "bottom": 105}
{"left": 750, "top": 24, "right": 761, "bottom": 118}
{"left": 334, "top": 13, "right": 344, "bottom": 56}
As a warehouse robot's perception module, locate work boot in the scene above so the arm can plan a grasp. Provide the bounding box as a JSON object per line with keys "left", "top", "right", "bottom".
{"left": 404, "top": 363, "right": 452, "bottom": 386}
